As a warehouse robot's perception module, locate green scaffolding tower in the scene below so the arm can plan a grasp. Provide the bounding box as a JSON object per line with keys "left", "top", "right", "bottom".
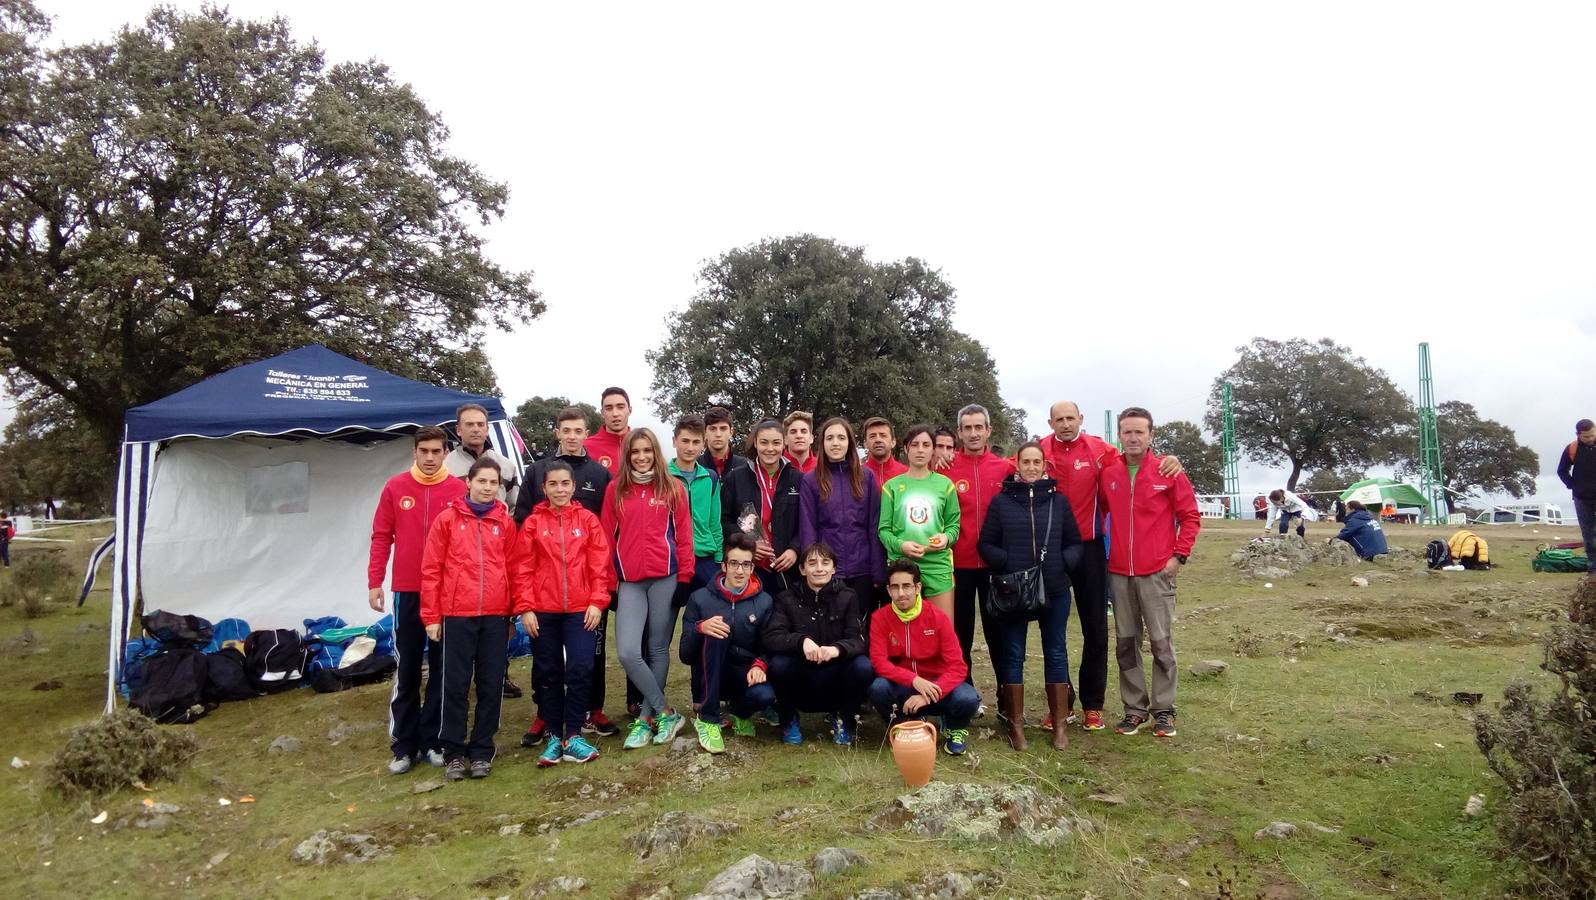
{"left": 1221, "top": 382, "right": 1242, "bottom": 519}
{"left": 1104, "top": 410, "right": 1118, "bottom": 448}
{"left": 1417, "top": 342, "right": 1448, "bottom": 524}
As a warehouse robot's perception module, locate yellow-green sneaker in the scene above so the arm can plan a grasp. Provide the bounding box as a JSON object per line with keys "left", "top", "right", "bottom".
{"left": 653, "top": 709, "right": 686, "bottom": 745}
{"left": 694, "top": 717, "right": 725, "bottom": 754}
{"left": 728, "top": 714, "right": 756, "bottom": 737}
{"left": 623, "top": 718, "right": 654, "bottom": 750}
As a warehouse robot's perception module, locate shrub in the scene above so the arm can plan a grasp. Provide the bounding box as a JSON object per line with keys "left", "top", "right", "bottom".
{"left": 0, "top": 551, "right": 73, "bottom": 617}
{"left": 47, "top": 708, "right": 198, "bottom": 795}
{"left": 1474, "top": 577, "right": 1596, "bottom": 900}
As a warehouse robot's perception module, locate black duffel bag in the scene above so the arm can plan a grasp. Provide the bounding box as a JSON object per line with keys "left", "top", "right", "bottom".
{"left": 131, "top": 647, "right": 209, "bottom": 724}
{"left": 142, "top": 610, "right": 215, "bottom": 648}
{"left": 204, "top": 646, "right": 261, "bottom": 703}
{"left": 244, "top": 629, "right": 310, "bottom": 693}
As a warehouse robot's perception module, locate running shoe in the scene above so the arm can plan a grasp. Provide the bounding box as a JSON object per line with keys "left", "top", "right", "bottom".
{"left": 469, "top": 759, "right": 492, "bottom": 779}
{"left": 1082, "top": 710, "right": 1106, "bottom": 731}
{"left": 782, "top": 718, "right": 804, "bottom": 745}
{"left": 562, "top": 736, "right": 600, "bottom": 763}
{"left": 623, "top": 718, "right": 654, "bottom": 750}
{"left": 653, "top": 709, "right": 687, "bottom": 745}
{"left": 1114, "top": 713, "right": 1148, "bottom": 735}
{"left": 943, "top": 727, "right": 970, "bottom": 755}
{"left": 753, "top": 706, "right": 781, "bottom": 726}
{"left": 582, "top": 710, "right": 619, "bottom": 737}
{"left": 694, "top": 717, "right": 725, "bottom": 754}
{"left": 444, "top": 757, "right": 467, "bottom": 781}
{"left": 501, "top": 674, "right": 523, "bottom": 699}
{"left": 832, "top": 715, "right": 854, "bottom": 746}
{"left": 423, "top": 749, "right": 446, "bottom": 767}
{"left": 728, "top": 714, "right": 756, "bottom": 737}
{"left": 537, "top": 735, "right": 563, "bottom": 767}
{"left": 524, "top": 717, "right": 547, "bottom": 744}
{"left": 1152, "top": 710, "right": 1178, "bottom": 738}
{"left": 386, "top": 755, "right": 413, "bottom": 775}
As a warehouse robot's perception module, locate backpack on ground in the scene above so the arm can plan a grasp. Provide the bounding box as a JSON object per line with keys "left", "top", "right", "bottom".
{"left": 1532, "top": 547, "right": 1590, "bottom": 573}
{"left": 131, "top": 647, "right": 209, "bottom": 724}
{"left": 311, "top": 653, "right": 398, "bottom": 693}
{"left": 202, "top": 617, "right": 252, "bottom": 654}
{"left": 120, "top": 637, "right": 161, "bottom": 700}
{"left": 141, "top": 610, "right": 214, "bottom": 648}
{"left": 1425, "top": 539, "right": 1452, "bottom": 570}
{"left": 204, "top": 646, "right": 261, "bottom": 702}
{"left": 244, "top": 628, "right": 310, "bottom": 692}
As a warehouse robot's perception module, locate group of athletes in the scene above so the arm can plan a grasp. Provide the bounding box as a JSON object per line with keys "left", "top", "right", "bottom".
{"left": 366, "top": 391, "right": 1201, "bottom": 781}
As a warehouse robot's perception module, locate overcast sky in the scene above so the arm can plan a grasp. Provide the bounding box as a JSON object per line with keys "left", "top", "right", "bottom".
{"left": 39, "top": 1, "right": 1596, "bottom": 507}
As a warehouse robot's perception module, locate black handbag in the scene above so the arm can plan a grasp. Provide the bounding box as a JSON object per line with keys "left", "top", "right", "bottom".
{"left": 985, "top": 499, "right": 1053, "bottom": 622}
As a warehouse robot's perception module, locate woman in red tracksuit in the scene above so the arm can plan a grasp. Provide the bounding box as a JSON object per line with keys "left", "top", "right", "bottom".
{"left": 601, "top": 428, "right": 695, "bottom": 750}
{"left": 421, "top": 457, "right": 527, "bottom": 781}
{"left": 513, "top": 460, "right": 610, "bottom": 768}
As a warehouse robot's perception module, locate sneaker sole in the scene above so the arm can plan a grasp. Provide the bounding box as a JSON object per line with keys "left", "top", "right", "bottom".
{"left": 943, "top": 745, "right": 966, "bottom": 756}
{"left": 1115, "top": 723, "right": 1146, "bottom": 735}
{"left": 537, "top": 757, "right": 560, "bottom": 767}
{"left": 562, "top": 753, "right": 599, "bottom": 763}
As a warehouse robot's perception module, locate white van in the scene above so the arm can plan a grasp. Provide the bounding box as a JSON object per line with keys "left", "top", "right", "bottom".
{"left": 1470, "top": 503, "right": 1565, "bottom": 526}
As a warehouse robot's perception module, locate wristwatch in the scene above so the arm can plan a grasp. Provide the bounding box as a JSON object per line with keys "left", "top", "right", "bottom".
{"left": 1174, "top": 554, "right": 1189, "bottom": 565}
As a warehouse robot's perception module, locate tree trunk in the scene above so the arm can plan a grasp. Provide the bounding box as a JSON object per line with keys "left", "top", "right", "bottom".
{"left": 1286, "top": 460, "right": 1303, "bottom": 491}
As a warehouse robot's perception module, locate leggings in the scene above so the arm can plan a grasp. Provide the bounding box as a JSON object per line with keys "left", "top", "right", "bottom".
{"left": 616, "top": 576, "right": 678, "bottom": 719}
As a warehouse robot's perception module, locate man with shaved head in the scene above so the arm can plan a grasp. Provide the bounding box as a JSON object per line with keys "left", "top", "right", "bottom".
{"left": 1039, "top": 400, "right": 1182, "bottom": 733}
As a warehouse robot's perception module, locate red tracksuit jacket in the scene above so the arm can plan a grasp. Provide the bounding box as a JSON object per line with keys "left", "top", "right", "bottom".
{"left": 600, "top": 480, "right": 694, "bottom": 583}
{"left": 583, "top": 429, "right": 628, "bottom": 477}
{"left": 1097, "top": 452, "right": 1201, "bottom": 576}
{"left": 1040, "top": 432, "right": 1120, "bottom": 542}
{"left": 868, "top": 601, "right": 967, "bottom": 696}
{"left": 419, "top": 498, "right": 524, "bottom": 624}
{"left": 368, "top": 469, "right": 468, "bottom": 592}
{"left": 945, "top": 448, "right": 1016, "bottom": 570}
{"left": 512, "top": 501, "right": 613, "bottom": 614}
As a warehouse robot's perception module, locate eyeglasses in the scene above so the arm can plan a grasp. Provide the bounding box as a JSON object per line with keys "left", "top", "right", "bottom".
{"left": 724, "top": 560, "right": 756, "bottom": 571}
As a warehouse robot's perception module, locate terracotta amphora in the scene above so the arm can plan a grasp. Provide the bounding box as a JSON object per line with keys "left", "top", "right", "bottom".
{"left": 889, "top": 719, "right": 938, "bottom": 787}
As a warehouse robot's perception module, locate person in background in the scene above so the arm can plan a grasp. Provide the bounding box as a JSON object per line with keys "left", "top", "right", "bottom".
{"left": 699, "top": 405, "right": 752, "bottom": 481}
{"left": 862, "top": 416, "right": 908, "bottom": 490}
{"left": 514, "top": 406, "right": 618, "bottom": 741}
{"left": 721, "top": 420, "right": 803, "bottom": 595}
{"left": 421, "top": 458, "right": 523, "bottom": 781}
{"left": 369, "top": 426, "right": 466, "bottom": 775}
{"left": 783, "top": 410, "right": 818, "bottom": 475}
{"left": 1099, "top": 407, "right": 1200, "bottom": 740}
{"left": 584, "top": 387, "right": 632, "bottom": 477}
{"left": 1332, "top": 500, "right": 1387, "bottom": 560}
{"left": 868, "top": 559, "right": 980, "bottom": 756}
{"left": 679, "top": 534, "right": 777, "bottom": 753}
{"left": 932, "top": 427, "right": 957, "bottom": 472}
{"left": 602, "top": 428, "right": 695, "bottom": 750}
{"left": 0, "top": 511, "right": 12, "bottom": 568}
{"left": 1556, "top": 418, "right": 1596, "bottom": 573}
{"left": 446, "top": 402, "right": 520, "bottom": 508}
{"left": 878, "top": 424, "right": 961, "bottom": 621}
{"left": 1263, "top": 488, "right": 1316, "bottom": 538}
{"left": 763, "top": 542, "right": 873, "bottom": 746}
{"left": 514, "top": 461, "right": 608, "bottom": 768}
{"left": 799, "top": 417, "right": 883, "bottom": 605}
{"left": 669, "top": 414, "right": 724, "bottom": 607}
{"left": 1253, "top": 494, "right": 1268, "bottom": 520}
{"left": 945, "top": 403, "right": 1016, "bottom": 700}
{"left": 978, "top": 441, "right": 1082, "bottom": 751}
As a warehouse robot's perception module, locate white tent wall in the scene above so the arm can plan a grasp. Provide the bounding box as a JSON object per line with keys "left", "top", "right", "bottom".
{"left": 140, "top": 436, "right": 412, "bottom": 631}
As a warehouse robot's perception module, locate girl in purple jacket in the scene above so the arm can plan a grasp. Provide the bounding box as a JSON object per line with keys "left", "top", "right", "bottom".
{"left": 799, "top": 418, "right": 884, "bottom": 613}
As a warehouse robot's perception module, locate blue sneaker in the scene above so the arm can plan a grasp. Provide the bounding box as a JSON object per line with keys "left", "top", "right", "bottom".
{"left": 781, "top": 718, "right": 803, "bottom": 745}
{"left": 537, "top": 735, "right": 562, "bottom": 767}
{"left": 754, "top": 706, "right": 781, "bottom": 726}
{"left": 832, "top": 715, "right": 853, "bottom": 746}
{"left": 943, "top": 727, "right": 970, "bottom": 755}
{"left": 562, "top": 735, "right": 600, "bottom": 763}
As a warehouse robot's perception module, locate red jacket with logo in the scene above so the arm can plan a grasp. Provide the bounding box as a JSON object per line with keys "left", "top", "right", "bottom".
{"left": 865, "top": 455, "right": 908, "bottom": 491}
{"left": 419, "top": 498, "right": 524, "bottom": 625}
{"left": 1040, "top": 432, "right": 1120, "bottom": 541}
{"left": 368, "top": 469, "right": 468, "bottom": 592}
{"left": 783, "top": 451, "right": 818, "bottom": 475}
{"left": 1097, "top": 452, "right": 1201, "bottom": 576}
{"left": 600, "top": 480, "right": 695, "bottom": 583}
{"left": 868, "top": 601, "right": 967, "bottom": 695}
{"left": 512, "top": 501, "right": 613, "bottom": 614}
{"left": 945, "top": 448, "right": 1016, "bottom": 569}
{"left": 583, "top": 428, "right": 628, "bottom": 477}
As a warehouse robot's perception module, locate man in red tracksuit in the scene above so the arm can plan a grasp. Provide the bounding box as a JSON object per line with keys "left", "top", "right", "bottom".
{"left": 1039, "top": 400, "right": 1182, "bottom": 733}
{"left": 1098, "top": 407, "right": 1200, "bottom": 740}
{"left": 584, "top": 386, "right": 632, "bottom": 477}
{"left": 945, "top": 403, "right": 1015, "bottom": 695}
{"left": 368, "top": 426, "right": 467, "bottom": 774}
{"left": 868, "top": 559, "right": 981, "bottom": 756}
{"left": 862, "top": 417, "right": 908, "bottom": 490}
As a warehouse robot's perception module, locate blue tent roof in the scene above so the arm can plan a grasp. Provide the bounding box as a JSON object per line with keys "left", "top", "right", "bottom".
{"left": 124, "top": 345, "right": 506, "bottom": 442}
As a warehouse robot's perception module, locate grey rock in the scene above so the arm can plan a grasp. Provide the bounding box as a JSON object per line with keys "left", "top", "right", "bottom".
{"left": 913, "top": 873, "right": 982, "bottom": 899}
{"left": 1350, "top": 575, "right": 1370, "bottom": 588}
{"left": 1189, "top": 659, "right": 1229, "bottom": 676}
{"left": 629, "top": 811, "right": 741, "bottom": 860}
{"left": 327, "top": 721, "right": 358, "bottom": 742}
{"left": 690, "top": 854, "right": 814, "bottom": 899}
{"left": 1253, "top": 821, "right": 1297, "bottom": 840}
{"left": 525, "top": 875, "right": 588, "bottom": 897}
{"left": 268, "top": 735, "right": 301, "bottom": 753}
{"left": 290, "top": 830, "right": 394, "bottom": 865}
{"left": 1464, "top": 795, "right": 1485, "bottom": 817}
{"left": 671, "top": 736, "right": 698, "bottom": 753}
{"left": 812, "top": 847, "right": 867, "bottom": 876}
{"left": 136, "top": 814, "right": 175, "bottom": 829}
{"left": 499, "top": 823, "right": 525, "bottom": 836}
{"left": 872, "top": 782, "right": 1094, "bottom": 846}
{"left": 412, "top": 778, "right": 445, "bottom": 794}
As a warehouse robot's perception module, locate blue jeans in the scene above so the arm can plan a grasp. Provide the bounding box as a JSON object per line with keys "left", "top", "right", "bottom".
{"left": 1575, "top": 496, "right": 1596, "bottom": 572}
{"left": 1278, "top": 510, "right": 1304, "bottom": 535}
{"left": 532, "top": 612, "right": 597, "bottom": 740}
{"left": 989, "top": 586, "right": 1073, "bottom": 684}
{"left": 868, "top": 678, "right": 981, "bottom": 730}
{"left": 691, "top": 633, "right": 777, "bottom": 722}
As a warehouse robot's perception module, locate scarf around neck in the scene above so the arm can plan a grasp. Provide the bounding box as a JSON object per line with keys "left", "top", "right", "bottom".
{"left": 411, "top": 464, "right": 451, "bottom": 485}
{"left": 893, "top": 594, "right": 923, "bottom": 624}
{"left": 631, "top": 468, "right": 655, "bottom": 484}
{"left": 466, "top": 498, "right": 496, "bottom": 518}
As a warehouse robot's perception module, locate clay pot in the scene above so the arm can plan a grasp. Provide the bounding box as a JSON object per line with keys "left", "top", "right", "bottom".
{"left": 889, "top": 719, "right": 938, "bottom": 787}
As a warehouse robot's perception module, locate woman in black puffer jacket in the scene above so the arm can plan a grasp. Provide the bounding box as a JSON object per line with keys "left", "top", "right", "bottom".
{"left": 978, "top": 442, "right": 1082, "bottom": 751}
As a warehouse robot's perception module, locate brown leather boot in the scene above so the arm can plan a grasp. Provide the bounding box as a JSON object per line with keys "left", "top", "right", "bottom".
{"left": 997, "top": 684, "right": 1027, "bottom": 751}
{"left": 1044, "top": 683, "right": 1072, "bottom": 749}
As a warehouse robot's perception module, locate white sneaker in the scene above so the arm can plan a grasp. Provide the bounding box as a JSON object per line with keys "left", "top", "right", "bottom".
{"left": 386, "top": 756, "right": 413, "bottom": 775}
{"left": 423, "top": 749, "right": 446, "bottom": 767}
{"left": 1443, "top": 564, "right": 1465, "bottom": 572}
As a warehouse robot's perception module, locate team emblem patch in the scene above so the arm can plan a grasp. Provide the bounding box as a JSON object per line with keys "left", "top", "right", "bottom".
{"left": 599, "top": 456, "right": 613, "bottom": 470}
{"left": 399, "top": 496, "right": 415, "bottom": 510}
{"left": 955, "top": 479, "right": 970, "bottom": 494}
{"left": 572, "top": 528, "right": 583, "bottom": 537}
{"left": 906, "top": 496, "right": 932, "bottom": 526}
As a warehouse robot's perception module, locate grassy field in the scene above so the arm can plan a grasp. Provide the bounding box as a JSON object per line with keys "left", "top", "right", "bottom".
{"left": 0, "top": 517, "right": 1581, "bottom": 899}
